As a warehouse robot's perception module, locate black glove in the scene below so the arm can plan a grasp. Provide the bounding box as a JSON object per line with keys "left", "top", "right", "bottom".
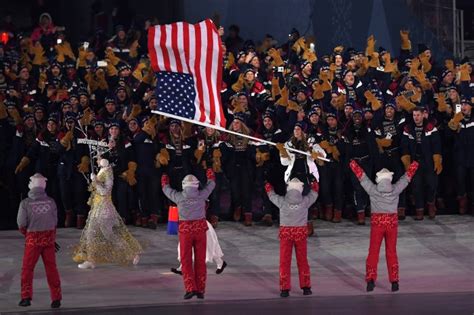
{"left": 55, "top": 242, "right": 61, "bottom": 253}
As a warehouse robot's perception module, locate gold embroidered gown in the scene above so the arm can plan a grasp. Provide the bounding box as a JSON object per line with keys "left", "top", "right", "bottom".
{"left": 73, "top": 166, "right": 142, "bottom": 265}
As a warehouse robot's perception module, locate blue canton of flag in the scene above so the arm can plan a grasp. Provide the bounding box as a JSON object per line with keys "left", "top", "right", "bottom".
{"left": 155, "top": 71, "right": 196, "bottom": 120}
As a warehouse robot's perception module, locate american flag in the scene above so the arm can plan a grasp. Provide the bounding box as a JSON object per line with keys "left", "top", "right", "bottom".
{"left": 148, "top": 19, "right": 226, "bottom": 128}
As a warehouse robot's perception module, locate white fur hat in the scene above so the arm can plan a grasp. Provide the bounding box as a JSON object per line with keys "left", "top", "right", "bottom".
{"left": 287, "top": 178, "right": 304, "bottom": 193}
{"left": 182, "top": 174, "right": 200, "bottom": 188}
{"left": 375, "top": 168, "right": 394, "bottom": 183}
{"left": 29, "top": 173, "right": 47, "bottom": 189}
{"left": 99, "top": 158, "right": 109, "bottom": 168}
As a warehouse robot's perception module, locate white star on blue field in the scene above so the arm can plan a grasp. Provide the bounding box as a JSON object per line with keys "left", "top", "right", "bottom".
{"left": 155, "top": 72, "right": 196, "bottom": 119}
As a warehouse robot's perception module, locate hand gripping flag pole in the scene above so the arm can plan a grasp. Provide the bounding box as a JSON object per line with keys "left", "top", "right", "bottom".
{"left": 151, "top": 110, "right": 329, "bottom": 161}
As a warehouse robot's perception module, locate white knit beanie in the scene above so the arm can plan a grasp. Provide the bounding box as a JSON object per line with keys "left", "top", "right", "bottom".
{"left": 287, "top": 178, "right": 304, "bottom": 193}
{"left": 375, "top": 168, "right": 394, "bottom": 183}
{"left": 182, "top": 174, "right": 200, "bottom": 188}
{"left": 29, "top": 173, "right": 47, "bottom": 190}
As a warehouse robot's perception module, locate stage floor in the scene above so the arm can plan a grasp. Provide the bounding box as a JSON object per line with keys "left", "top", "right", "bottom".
{"left": 0, "top": 215, "right": 473, "bottom": 314}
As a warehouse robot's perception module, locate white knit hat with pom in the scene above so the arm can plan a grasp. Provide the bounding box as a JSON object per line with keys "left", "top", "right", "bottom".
{"left": 182, "top": 174, "right": 200, "bottom": 188}
{"left": 29, "top": 173, "right": 47, "bottom": 190}
{"left": 375, "top": 168, "right": 394, "bottom": 183}
{"left": 287, "top": 178, "right": 304, "bottom": 193}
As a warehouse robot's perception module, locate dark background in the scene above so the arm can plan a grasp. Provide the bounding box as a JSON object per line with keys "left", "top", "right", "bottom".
{"left": 0, "top": 0, "right": 473, "bottom": 60}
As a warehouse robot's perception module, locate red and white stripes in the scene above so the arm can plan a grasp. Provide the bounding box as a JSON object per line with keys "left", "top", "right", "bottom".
{"left": 148, "top": 19, "right": 226, "bottom": 128}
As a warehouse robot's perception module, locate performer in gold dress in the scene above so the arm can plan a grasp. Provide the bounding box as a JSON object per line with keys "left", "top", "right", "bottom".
{"left": 73, "top": 158, "right": 142, "bottom": 268}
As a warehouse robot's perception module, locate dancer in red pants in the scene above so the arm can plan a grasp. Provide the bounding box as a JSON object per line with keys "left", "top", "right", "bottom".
{"left": 17, "top": 173, "right": 62, "bottom": 308}
{"left": 162, "top": 168, "right": 216, "bottom": 300}
{"left": 350, "top": 160, "right": 419, "bottom": 292}
{"left": 266, "top": 178, "right": 319, "bottom": 297}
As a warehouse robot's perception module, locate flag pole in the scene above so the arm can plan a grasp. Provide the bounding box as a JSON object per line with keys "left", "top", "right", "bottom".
{"left": 151, "top": 110, "right": 330, "bottom": 161}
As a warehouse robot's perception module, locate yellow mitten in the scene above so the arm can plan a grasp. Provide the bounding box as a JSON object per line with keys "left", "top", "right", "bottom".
{"left": 401, "top": 155, "right": 411, "bottom": 171}
{"left": 329, "top": 62, "right": 337, "bottom": 77}
{"left": 129, "top": 40, "right": 139, "bottom": 58}
{"left": 392, "top": 65, "right": 402, "bottom": 80}
{"left": 396, "top": 95, "right": 416, "bottom": 113}
{"left": 86, "top": 72, "right": 98, "bottom": 91}
{"left": 19, "top": 54, "right": 31, "bottom": 70}
{"left": 55, "top": 45, "right": 65, "bottom": 63}
{"left": 212, "top": 149, "right": 222, "bottom": 172}
{"left": 38, "top": 71, "right": 47, "bottom": 92}
{"left": 126, "top": 104, "right": 142, "bottom": 122}
{"left": 95, "top": 69, "right": 109, "bottom": 90}
{"left": 318, "top": 72, "right": 332, "bottom": 91}
{"left": 77, "top": 156, "right": 90, "bottom": 173}
{"left": 60, "top": 130, "right": 74, "bottom": 149}
{"left": 448, "top": 112, "right": 464, "bottom": 131}
{"left": 276, "top": 143, "right": 289, "bottom": 158}
{"left": 231, "top": 74, "right": 245, "bottom": 92}
{"left": 333, "top": 94, "right": 346, "bottom": 110}
{"left": 287, "top": 100, "right": 300, "bottom": 112}
{"left": 433, "top": 154, "right": 442, "bottom": 175}
{"left": 400, "top": 30, "right": 411, "bottom": 50}
{"left": 194, "top": 148, "right": 205, "bottom": 163}
{"left": 303, "top": 49, "right": 317, "bottom": 63}
{"left": 77, "top": 47, "right": 87, "bottom": 67}
{"left": 459, "top": 64, "right": 470, "bottom": 82}
{"left": 292, "top": 37, "right": 306, "bottom": 55}
{"left": 158, "top": 148, "right": 170, "bottom": 166}
{"left": 312, "top": 81, "right": 324, "bottom": 100}
{"left": 312, "top": 151, "right": 325, "bottom": 166}
{"left": 142, "top": 116, "right": 158, "bottom": 139}
{"left": 124, "top": 161, "right": 138, "bottom": 186}
{"left": 79, "top": 108, "right": 93, "bottom": 126}
{"left": 356, "top": 56, "right": 369, "bottom": 77}
{"left": 409, "top": 58, "right": 420, "bottom": 77}
{"left": 255, "top": 149, "right": 262, "bottom": 167}
{"left": 271, "top": 76, "right": 281, "bottom": 100}
{"left": 261, "top": 152, "right": 270, "bottom": 163}
{"left": 6, "top": 70, "right": 17, "bottom": 81}
{"left": 368, "top": 52, "right": 380, "bottom": 68}
{"left": 63, "top": 41, "right": 76, "bottom": 60}
{"left": 182, "top": 122, "right": 193, "bottom": 139}
{"left": 232, "top": 98, "right": 245, "bottom": 113}
{"left": 366, "top": 35, "right": 376, "bottom": 56}
{"left": 32, "top": 42, "right": 47, "bottom": 65}
{"left": 419, "top": 52, "right": 432, "bottom": 73}
{"left": 132, "top": 62, "right": 147, "bottom": 81}
{"left": 382, "top": 53, "right": 395, "bottom": 73}
{"left": 142, "top": 68, "right": 155, "bottom": 85}
{"left": 15, "top": 157, "right": 30, "bottom": 174}
{"left": 376, "top": 138, "right": 393, "bottom": 153}
{"left": 276, "top": 86, "right": 289, "bottom": 107}
{"left": 268, "top": 48, "right": 284, "bottom": 67}
{"left": 223, "top": 52, "right": 235, "bottom": 69}
{"left": 105, "top": 47, "right": 120, "bottom": 66}
{"left": 414, "top": 70, "right": 432, "bottom": 91}
{"left": 364, "top": 90, "right": 382, "bottom": 111}
{"left": 410, "top": 87, "right": 422, "bottom": 103}
{"left": 20, "top": 37, "right": 33, "bottom": 54}
{"left": 334, "top": 45, "right": 344, "bottom": 54}
{"left": 332, "top": 146, "right": 340, "bottom": 161}
{"left": 436, "top": 93, "right": 448, "bottom": 113}
{"left": 154, "top": 153, "right": 161, "bottom": 168}
{"left": 319, "top": 140, "right": 332, "bottom": 154}
{"left": 106, "top": 62, "right": 118, "bottom": 77}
